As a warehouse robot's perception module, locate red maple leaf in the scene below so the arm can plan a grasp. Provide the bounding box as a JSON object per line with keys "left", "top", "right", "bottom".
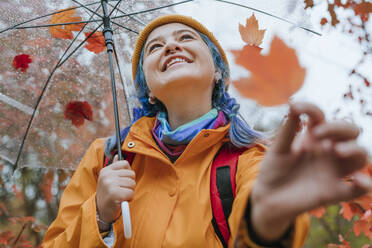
{"left": 64, "top": 101, "right": 93, "bottom": 127}
{"left": 231, "top": 37, "right": 306, "bottom": 106}
{"left": 84, "top": 31, "right": 106, "bottom": 54}
{"left": 12, "top": 54, "right": 32, "bottom": 72}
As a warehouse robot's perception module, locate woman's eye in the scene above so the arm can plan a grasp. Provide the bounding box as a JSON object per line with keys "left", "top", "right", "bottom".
{"left": 149, "top": 44, "right": 162, "bottom": 52}
{"left": 180, "top": 34, "right": 193, "bottom": 40}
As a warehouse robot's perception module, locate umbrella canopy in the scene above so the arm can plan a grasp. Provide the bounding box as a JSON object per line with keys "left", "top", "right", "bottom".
{"left": 0, "top": 0, "right": 318, "bottom": 170}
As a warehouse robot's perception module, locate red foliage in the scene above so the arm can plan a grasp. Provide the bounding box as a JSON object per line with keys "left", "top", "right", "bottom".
{"left": 353, "top": 2, "right": 372, "bottom": 22}
{"left": 9, "top": 216, "right": 35, "bottom": 225}
{"left": 320, "top": 18, "right": 328, "bottom": 25}
{"left": 309, "top": 206, "right": 326, "bottom": 218}
{"left": 12, "top": 54, "right": 32, "bottom": 72}
{"left": 64, "top": 101, "right": 93, "bottom": 127}
{"left": 12, "top": 185, "right": 22, "bottom": 200}
{"left": 364, "top": 79, "right": 370, "bottom": 87}
{"left": 304, "top": 0, "right": 314, "bottom": 9}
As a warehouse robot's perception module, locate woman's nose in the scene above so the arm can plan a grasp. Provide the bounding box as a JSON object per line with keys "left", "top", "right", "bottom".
{"left": 164, "top": 41, "right": 182, "bottom": 55}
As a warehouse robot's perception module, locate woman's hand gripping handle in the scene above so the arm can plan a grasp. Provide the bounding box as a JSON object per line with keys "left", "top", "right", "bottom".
{"left": 96, "top": 155, "right": 135, "bottom": 238}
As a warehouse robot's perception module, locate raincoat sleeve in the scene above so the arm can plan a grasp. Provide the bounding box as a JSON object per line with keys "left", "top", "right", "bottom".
{"left": 42, "top": 138, "right": 118, "bottom": 248}
{"left": 228, "top": 145, "right": 310, "bottom": 248}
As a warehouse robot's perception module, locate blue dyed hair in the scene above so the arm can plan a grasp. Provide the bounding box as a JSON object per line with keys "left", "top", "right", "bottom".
{"left": 105, "top": 31, "right": 261, "bottom": 156}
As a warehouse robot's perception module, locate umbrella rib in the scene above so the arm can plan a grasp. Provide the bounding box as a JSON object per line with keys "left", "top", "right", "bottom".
{"left": 108, "top": 0, "right": 123, "bottom": 17}
{"left": 58, "top": 24, "right": 103, "bottom": 68}
{"left": 107, "top": 2, "right": 146, "bottom": 26}
{"left": 72, "top": 0, "right": 103, "bottom": 19}
{"left": 111, "top": 0, "right": 195, "bottom": 20}
{"left": 111, "top": 21, "right": 139, "bottom": 34}
{"left": 0, "top": 1, "right": 102, "bottom": 34}
{"left": 58, "top": 4, "right": 103, "bottom": 66}
{"left": 214, "top": 0, "right": 322, "bottom": 36}
{"left": 105, "top": 0, "right": 139, "bottom": 34}
{"left": 12, "top": 20, "right": 100, "bottom": 30}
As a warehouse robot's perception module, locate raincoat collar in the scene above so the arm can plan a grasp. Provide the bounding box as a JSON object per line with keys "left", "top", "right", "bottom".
{"left": 122, "top": 116, "right": 230, "bottom": 165}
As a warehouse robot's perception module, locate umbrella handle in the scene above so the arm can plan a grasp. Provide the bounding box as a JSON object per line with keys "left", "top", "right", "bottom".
{"left": 121, "top": 201, "right": 132, "bottom": 238}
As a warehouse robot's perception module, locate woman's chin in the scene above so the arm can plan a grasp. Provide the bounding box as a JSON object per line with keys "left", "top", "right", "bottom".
{"left": 161, "top": 68, "right": 212, "bottom": 87}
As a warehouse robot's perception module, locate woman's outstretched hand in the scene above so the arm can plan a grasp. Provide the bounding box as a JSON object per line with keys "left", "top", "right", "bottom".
{"left": 96, "top": 155, "right": 136, "bottom": 225}
{"left": 250, "top": 102, "right": 372, "bottom": 242}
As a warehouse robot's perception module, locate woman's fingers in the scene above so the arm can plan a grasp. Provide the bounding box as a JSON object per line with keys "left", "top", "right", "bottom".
{"left": 334, "top": 142, "right": 368, "bottom": 175}
{"left": 291, "top": 102, "right": 325, "bottom": 129}
{"left": 272, "top": 102, "right": 325, "bottom": 154}
{"left": 115, "top": 169, "right": 136, "bottom": 179}
{"left": 271, "top": 107, "right": 300, "bottom": 154}
{"left": 327, "top": 173, "right": 372, "bottom": 204}
{"left": 110, "top": 158, "right": 131, "bottom": 170}
{"left": 313, "top": 122, "right": 360, "bottom": 142}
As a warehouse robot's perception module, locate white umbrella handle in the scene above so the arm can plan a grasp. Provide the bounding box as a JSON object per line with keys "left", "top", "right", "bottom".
{"left": 121, "top": 201, "right": 132, "bottom": 238}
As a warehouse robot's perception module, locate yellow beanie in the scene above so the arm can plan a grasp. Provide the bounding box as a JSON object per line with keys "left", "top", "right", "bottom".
{"left": 131, "top": 14, "right": 229, "bottom": 86}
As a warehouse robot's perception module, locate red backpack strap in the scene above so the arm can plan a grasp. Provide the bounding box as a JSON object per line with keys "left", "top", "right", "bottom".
{"left": 103, "top": 150, "right": 135, "bottom": 167}
{"left": 210, "top": 143, "right": 246, "bottom": 248}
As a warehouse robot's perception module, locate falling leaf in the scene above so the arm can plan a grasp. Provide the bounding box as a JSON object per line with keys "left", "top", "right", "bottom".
{"left": 41, "top": 171, "right": 54, "bottom": 204}
{"left": 64, "top": 101, "right": 93, "bottom": 127}
{"left": 309, "top": 206, "right": 326, "bottom": 218}
{"left": 239, "top": 14, "right": 266, "bottom": 47}
{"left": 84, "top": 31, "right": 106, "bottom": 54}
{"left": 304, "top": 0, "right": 314, "bottom": 9}
{"left": 353, "top": 2, "right": 372, "bottom": 22}
{"left": 12, "top": 54, "right": 32, "bottom": 72}
{"left": 50, "top": 8, "right": 84, "bottom": 39}
{"left": 231, "top": 37, "right": 306, "bottom": 106}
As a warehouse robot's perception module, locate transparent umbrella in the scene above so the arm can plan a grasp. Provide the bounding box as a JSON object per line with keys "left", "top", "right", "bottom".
{"left": 0, "top": 0, "right": 194, "bottom": 170}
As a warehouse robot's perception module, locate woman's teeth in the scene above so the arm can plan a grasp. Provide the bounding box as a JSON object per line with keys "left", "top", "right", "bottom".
{"left": 166, "top": 58, "right": 187, "bottom": 70}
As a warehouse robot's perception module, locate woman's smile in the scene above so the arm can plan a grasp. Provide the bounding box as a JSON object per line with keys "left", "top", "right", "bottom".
{"left": 162, "top": 55, "right": 193, "bottom": 72}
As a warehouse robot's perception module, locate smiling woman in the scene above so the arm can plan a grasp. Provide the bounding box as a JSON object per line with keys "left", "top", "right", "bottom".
{"left": 42, "top": 15, "right": 371, "bottom": 248}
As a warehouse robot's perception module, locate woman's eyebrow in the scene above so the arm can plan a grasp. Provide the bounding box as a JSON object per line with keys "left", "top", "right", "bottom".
{"left": 172, "top": 29, "right": 199, "bottom": 37}
{"left": 144, "top": 29, "right": 199, "bottom": 52}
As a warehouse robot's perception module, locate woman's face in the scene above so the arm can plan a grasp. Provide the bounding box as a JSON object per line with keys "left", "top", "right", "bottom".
{"left": 142, "top": 23, "right": 215, "bottom": 103}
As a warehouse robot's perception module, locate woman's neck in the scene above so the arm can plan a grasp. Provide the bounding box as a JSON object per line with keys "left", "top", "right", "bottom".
{"left": 164, "top": 98, "right": 212, "bottom": 130}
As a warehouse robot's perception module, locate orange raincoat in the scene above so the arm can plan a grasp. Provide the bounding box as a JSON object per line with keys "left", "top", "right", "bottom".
{"left": 42, "top": 116, "right": 309, "bottom": 247}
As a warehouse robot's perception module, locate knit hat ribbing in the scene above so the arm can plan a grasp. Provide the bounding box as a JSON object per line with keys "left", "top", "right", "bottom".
{"left": 131, "top": 14, "right": 229, "bottom": 85}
